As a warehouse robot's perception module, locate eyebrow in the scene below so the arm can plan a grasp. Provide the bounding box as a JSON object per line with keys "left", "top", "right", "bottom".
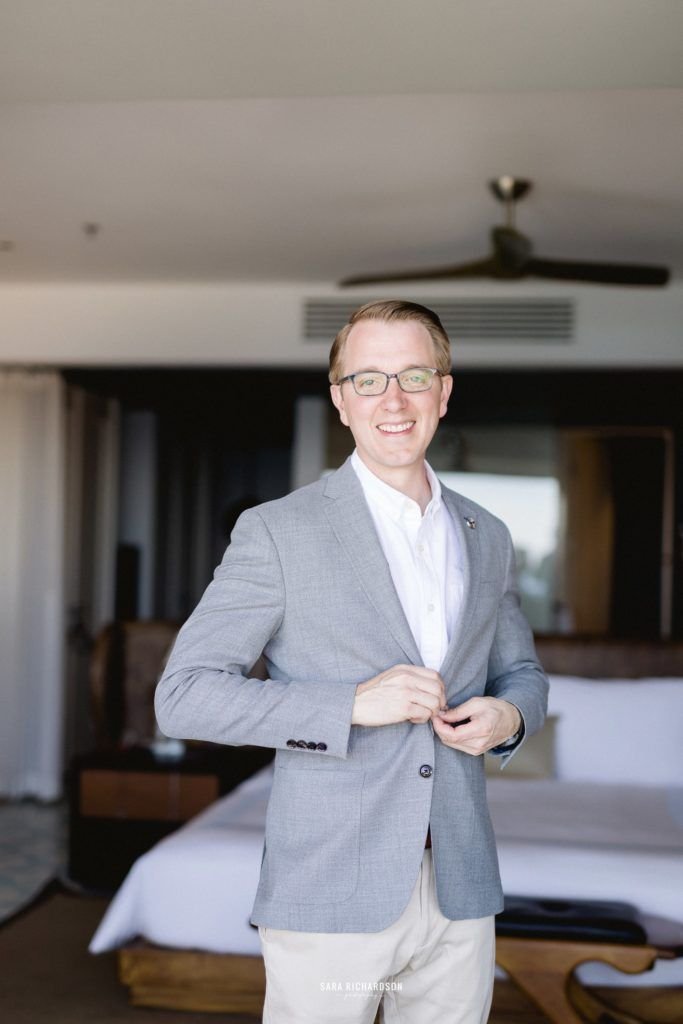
{"left": 349, "top": 364, "right": 426, "bottom": 374}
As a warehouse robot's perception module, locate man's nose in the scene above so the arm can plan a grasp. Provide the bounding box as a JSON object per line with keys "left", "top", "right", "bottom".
{"left": 382, "top": 377, "right": 408, "bottom": 407}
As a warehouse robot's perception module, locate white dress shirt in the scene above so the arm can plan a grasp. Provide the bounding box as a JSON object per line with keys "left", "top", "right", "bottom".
{"left": 351, "top": 450, "right": 522, "bottom": 749}
{"left": 351, "top": 449, "right": 463, "bottom": 671}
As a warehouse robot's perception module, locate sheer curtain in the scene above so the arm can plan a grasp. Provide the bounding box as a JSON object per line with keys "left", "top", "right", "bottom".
{"left": 0, "top": 370, "right": 66, "bottom": 799}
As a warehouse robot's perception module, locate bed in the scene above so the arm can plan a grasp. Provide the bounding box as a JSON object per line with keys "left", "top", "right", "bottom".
{"left": 89, "top": 637, "right": 683, "bottom": 1021}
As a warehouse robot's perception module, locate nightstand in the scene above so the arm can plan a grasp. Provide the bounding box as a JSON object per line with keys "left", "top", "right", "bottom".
{"left": 67, "top": 743, "right": 273, "bottom": 891}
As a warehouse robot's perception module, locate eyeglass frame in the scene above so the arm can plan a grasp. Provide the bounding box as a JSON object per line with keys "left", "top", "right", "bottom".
{"left": 335, "top": 366, "right": 444, "bottom": 396}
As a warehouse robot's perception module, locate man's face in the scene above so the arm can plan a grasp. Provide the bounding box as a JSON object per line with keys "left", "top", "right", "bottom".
{"left": 330, "top": 318, "right": 452, "bottom": 481}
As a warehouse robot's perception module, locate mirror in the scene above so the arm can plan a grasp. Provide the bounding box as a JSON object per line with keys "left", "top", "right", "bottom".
{"left": 325, "top": 413, "right": 674, "bottom": 638}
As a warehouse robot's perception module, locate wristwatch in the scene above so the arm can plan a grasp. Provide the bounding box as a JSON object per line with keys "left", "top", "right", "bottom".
{"left": 497, "top": 726, "right": 522, "bottom": 748}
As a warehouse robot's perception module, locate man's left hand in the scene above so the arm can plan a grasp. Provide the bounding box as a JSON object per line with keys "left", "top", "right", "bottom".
{"left": 431, "top": 697, "right": 521, "bottom": 755}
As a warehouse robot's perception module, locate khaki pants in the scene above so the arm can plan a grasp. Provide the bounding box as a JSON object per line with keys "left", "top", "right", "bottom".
{"left": 258, "top": 849, "right": 495, "bottom": 1024}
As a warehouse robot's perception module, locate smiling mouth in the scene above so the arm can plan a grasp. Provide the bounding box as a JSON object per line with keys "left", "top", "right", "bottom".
{"left": 377, "top": 421, "right": 415, "bottom": 434}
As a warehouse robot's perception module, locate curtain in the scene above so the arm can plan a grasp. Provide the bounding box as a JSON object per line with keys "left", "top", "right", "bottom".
{"left": 0, "top": 370, "right": 66, "bottom": 799}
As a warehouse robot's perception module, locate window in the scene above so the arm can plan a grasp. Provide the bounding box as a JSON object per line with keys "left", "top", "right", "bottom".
{"left": 440, "top": 470, "right": 560, "bottom": 632}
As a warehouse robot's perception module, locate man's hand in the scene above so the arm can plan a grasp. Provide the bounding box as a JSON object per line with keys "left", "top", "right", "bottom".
{"left": 352, "top": 665, "right": 446, "bottom": 727}
{"left": 431, "top": 697, "right": 521, "bottom": 755}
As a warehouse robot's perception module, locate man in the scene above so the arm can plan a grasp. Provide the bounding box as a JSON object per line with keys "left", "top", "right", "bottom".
{"left": 155, "top": 299, "right": 548, "bottom": 1024}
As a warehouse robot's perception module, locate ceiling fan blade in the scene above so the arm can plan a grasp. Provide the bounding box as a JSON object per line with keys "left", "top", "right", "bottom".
{"left": 526, "top": 257, "right": 670, "bottom": 287}
{"left": 339, "top": 256, "right": 495, "bottom": 287}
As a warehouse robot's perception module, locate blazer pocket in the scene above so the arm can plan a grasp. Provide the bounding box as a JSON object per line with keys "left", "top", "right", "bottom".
{"left": 262, "top": 767, "right": 363, "bottom": 904}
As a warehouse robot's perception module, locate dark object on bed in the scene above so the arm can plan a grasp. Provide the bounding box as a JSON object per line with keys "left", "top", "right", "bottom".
{"left": 498, "top": 896, "right": 647, "bottom": 945}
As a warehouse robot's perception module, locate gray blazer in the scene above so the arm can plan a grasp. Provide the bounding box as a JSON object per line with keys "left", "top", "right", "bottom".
{"left": 155, "top": 456, "right": 548, "bottom": 932}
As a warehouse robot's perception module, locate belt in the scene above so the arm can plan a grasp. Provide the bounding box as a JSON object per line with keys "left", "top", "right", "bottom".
{"left": 425, "top": 827, "right": 432, "bottom": 849}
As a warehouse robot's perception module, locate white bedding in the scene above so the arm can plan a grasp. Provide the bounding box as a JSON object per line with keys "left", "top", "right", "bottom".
{"left": 89, "top": 762, "right": 683, "bottom": 986}
{"left": 488, "top": 777, "right": 683, "bottom": 852}
{"left": 89, "top": 765, "right": 272, "bottom": 956}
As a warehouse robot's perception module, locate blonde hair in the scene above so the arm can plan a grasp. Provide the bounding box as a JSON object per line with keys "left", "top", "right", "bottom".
{"left": 328, "top": 300, "right": 451, "bottom": 384}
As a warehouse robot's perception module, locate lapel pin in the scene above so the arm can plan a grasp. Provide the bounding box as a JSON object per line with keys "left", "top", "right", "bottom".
{"left": 465, "top": 516, "right": 476, "bottom": 529}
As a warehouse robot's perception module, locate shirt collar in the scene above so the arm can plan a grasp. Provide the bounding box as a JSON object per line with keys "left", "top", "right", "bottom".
{"left": 351, "top": 449, "right": 442, "bottom": 523}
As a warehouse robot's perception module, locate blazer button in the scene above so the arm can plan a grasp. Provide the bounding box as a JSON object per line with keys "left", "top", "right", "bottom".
{"left": 419, "top": 764, "right": 433, "bottom": 778}
{"left": 306, "top": 741, "right": 317, "bottom": 750}
{"left": 316, "top": 742, "right": 327, "bottom": 751}
{"left": 286, "top": 739, "right": 297, "bottom": 748}
{"left": 296, "top": 740, "right": 308, "bottom": 748}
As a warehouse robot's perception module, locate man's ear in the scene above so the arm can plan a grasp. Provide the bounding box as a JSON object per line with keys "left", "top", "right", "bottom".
{"left": 329, "top": 384, "right": 350, "bottom": 427}
{"left": 439, "top": 374, "right": 453, "bottom": 418}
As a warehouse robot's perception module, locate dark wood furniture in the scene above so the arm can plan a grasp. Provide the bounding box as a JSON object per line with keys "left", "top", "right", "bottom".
{"left": 68, "top": 743, "right": 273, "bottom": 890}
{"left": 67, "top": 618, "right": 273, "bottom": 890}
{"left": 535, "top": 633, "right": 683, "bottom": 680}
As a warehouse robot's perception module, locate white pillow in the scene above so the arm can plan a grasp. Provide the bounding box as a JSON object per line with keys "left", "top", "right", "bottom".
{"left": 547, "top": 675, "right": 683, "bottom": 787}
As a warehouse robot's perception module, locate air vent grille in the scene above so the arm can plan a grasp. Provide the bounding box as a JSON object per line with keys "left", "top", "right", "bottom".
{"left": 304, "top": 298, "right": 574, "bottom": 342}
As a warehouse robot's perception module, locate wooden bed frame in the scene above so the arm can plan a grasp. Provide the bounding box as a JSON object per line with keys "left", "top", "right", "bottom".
{"left": 116, "top": 635, "right": 683, "bottom": 1023}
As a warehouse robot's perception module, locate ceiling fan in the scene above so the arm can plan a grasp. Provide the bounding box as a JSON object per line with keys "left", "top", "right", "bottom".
{"left": 340, "top": 176, "right": 670, "bottom": 288}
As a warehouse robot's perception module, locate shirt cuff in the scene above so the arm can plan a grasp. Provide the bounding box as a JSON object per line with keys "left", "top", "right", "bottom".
{"left": 491, "top": 727, "right": 522, "bottom": 751}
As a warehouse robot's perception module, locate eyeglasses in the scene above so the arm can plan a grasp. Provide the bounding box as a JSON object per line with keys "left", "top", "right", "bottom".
{"left": 337, "top": 367, "right": 443, "bottom": 396}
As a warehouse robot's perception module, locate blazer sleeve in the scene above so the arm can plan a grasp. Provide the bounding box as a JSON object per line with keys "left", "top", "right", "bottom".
{"left": 154, "top": 508, "right": 356, "bottom": 758}
{"left": 484, "top": 525, "right": 549, "bottom": 768}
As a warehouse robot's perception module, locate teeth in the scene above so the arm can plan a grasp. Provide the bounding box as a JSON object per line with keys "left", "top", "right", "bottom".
{"left": 377, "top": 421, "right": 414, "bottom": 434}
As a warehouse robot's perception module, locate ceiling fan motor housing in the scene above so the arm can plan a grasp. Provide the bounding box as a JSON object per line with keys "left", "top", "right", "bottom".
{"left": 492, "top": 226, "right": 533, "bottom": 274}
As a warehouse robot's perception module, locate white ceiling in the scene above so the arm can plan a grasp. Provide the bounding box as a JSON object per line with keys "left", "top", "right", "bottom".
{"left": 1, "top": 0, "right": 682, "bottom": 283}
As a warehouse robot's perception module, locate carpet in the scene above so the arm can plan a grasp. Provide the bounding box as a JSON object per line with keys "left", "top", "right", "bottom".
{"left": 0, "top": 880, "right": 257, "bottom": 1023}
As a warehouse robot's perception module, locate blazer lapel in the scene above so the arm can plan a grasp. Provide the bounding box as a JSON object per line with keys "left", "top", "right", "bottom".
{"left": 323, "top": 459, "right": 422, "bottom": 666}
{"left": 438, "top": 487, "right": 483, "bottom": 682}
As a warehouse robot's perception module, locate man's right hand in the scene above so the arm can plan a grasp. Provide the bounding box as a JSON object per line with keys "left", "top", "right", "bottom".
{"left": 351, "top": 665, "right": 446, "bottom": 727}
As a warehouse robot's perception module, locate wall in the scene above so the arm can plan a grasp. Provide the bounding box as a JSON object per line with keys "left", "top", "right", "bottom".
{"left": 1, "top": 280, "right": 682, "bottom": 367}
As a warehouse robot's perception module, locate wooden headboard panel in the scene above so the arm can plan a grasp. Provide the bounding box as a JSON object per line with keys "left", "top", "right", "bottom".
{"left": 533, "top": 634, "right": 683, "bottom": 679}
